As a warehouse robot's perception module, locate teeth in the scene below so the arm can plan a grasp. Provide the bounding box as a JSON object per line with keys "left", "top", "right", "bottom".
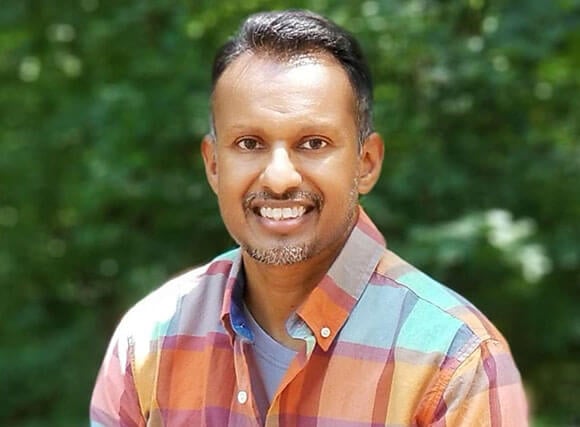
{"left": 260, "top": 206, "right": 306, "bottom": 220}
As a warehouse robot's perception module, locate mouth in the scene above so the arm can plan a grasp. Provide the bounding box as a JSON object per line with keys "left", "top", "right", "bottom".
{"left": 244, "top": 191, "right": 322, "bottom": 227}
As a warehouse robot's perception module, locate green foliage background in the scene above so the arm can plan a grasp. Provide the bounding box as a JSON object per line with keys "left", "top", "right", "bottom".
{"left": 1, "top": 0, "right": 579, "bottom": 425}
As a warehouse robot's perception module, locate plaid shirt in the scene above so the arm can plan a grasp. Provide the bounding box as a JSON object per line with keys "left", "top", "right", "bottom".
{"left": 90, "top": 208, "right": 528, "bottom": 426}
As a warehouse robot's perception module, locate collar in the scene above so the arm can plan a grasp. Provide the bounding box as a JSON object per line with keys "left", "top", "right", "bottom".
{"left": 220, "top": 206, "right": 386, "bottom": 350}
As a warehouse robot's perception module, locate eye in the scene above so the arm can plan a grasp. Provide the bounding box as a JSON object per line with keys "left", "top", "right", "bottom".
{"left": 299, "top": 138, "right": 328, "bottom": 150}
{"left": 236, "top": 137, "right": 264, "bottom": 151}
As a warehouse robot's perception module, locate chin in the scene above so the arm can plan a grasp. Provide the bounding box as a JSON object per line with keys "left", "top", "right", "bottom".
{"left": 244, "top": 243, "right": 314, "bottom": 266}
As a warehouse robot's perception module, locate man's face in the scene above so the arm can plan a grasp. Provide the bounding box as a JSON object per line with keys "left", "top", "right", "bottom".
{"left": 203, "top": 52, "right": 380, "bottom": 266}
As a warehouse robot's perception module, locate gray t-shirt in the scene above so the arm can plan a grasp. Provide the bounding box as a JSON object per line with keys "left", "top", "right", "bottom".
{"left": 244, "top": 305, "right": 298, "bottom": 407}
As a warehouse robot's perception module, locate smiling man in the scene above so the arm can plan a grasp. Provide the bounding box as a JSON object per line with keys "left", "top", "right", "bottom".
{"left": 90, "top": 10, "right": 528, "bottom": 426}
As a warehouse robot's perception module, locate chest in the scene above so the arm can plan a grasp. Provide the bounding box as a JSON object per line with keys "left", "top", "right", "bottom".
{"left": 140, "top": 334, "right": 438, "bottom": 426}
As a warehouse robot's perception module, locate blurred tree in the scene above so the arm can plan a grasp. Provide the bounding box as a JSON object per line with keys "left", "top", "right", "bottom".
{"left": 1, "top": 0, "right": 578, "bottom": 425}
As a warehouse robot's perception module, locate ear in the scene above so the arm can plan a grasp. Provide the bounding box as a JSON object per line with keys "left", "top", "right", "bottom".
{"left": 201, "top": 134, "right": 218, "bottom": 195}
{"left": 357, "top": 132, "right": 384, "bottom": 195}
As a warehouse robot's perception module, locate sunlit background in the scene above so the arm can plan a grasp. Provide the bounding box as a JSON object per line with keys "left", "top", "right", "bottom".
{"left": 1, "top": 1, "right": 579, "bottom": 425}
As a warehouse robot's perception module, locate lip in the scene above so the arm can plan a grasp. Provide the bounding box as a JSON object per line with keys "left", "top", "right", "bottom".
{"left": 253, "top": 208, "right": 315, "bottom": 235}
{"left": 244, "top": 191, "right": 322, "bottom": 211}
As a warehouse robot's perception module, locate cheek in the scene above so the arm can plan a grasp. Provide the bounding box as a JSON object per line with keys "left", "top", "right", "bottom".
{"left": 316, "top": 160, "right": 359, "bottom": 191}
{"left": 217, "top": 157, "right": 258, "bottom": 193}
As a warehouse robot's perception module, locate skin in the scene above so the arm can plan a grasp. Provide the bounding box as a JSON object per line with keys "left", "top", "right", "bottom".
{"left": 202, "top": 51, "right": 384, "bottom": 349}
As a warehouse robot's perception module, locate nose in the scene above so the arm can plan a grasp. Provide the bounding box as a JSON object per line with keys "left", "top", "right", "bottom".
{"left": 260, "top": 146, "right": 302, "bottom": 195}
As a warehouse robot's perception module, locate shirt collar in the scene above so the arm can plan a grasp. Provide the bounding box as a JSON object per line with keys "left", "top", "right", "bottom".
{"left": 220, "top": 206, "right": 386, "bottom": 349}
{"left": 296, "top": 206, "right": 385, "bottom": 351}
{"left": 219, "top": 250, "right": 246, "bottom": 344}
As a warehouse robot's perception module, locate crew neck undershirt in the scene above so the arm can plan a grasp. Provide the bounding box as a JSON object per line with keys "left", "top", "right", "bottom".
{"left": 243, "top": 305, "right": 298, "bottom": 404}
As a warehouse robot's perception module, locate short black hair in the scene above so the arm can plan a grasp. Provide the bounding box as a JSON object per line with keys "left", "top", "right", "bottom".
{"left": 211, "top": 9, "right": 374, "bottom": 144}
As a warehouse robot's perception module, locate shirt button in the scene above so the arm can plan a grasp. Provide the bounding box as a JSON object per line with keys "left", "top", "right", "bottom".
{"left": 320, "top": 327, "right": 331, "bottom": 338}
{"left": 237, "top": 390, "right": 248, "bottom": 404}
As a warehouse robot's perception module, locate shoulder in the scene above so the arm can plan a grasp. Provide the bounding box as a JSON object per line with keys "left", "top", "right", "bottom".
{"left": 135, "top": 248, "right": 239, "bottom": 311}
{"left": 349, "top": 249, "right": 528, "bottom": 422}
{"left": 361, "top": 249, "right": 507, "bottom": 361}
{"left": 112, "top": 249, "right": 240, "bottom": 353}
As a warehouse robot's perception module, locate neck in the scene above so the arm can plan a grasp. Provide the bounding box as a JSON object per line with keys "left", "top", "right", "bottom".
{"left": 241, "top": 249, "right": 337, "bottom": 350}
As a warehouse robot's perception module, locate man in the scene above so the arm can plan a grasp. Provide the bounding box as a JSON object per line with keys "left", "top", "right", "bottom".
{"left": 90, "top": 9, "right": 528, "bottom": 426}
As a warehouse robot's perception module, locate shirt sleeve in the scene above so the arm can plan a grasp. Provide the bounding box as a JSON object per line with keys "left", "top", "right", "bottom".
{"left": 425, "top": 338, "right": 529, "bottom": 426}
{"left": 90, "top": 327, "right": 146, "bottom": 427}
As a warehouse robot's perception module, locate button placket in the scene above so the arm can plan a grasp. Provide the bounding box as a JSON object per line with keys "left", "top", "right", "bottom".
{"left": 232, "top": 335, "right": 256, "bottom": 419}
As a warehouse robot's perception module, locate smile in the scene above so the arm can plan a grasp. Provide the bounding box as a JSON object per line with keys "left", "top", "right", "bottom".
{"left": 259, "top": 206, "right": 306, "bottom": 220}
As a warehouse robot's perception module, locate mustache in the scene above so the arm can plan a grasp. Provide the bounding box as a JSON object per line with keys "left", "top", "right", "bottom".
{"left": 243, "top": 190, "right": 323, "bottom": 211}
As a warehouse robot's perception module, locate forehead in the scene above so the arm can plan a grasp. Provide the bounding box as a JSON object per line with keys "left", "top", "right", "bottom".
{"left": 212, "top": 52, "right": 357, "bottom": 133}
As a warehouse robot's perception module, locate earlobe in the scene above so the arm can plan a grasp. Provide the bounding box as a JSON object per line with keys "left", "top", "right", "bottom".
{"left": 357, "top": 132, "right": 384, "bottom": 195}
{"left": 201, "top": 135, "right": 219, "bottom": 194}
